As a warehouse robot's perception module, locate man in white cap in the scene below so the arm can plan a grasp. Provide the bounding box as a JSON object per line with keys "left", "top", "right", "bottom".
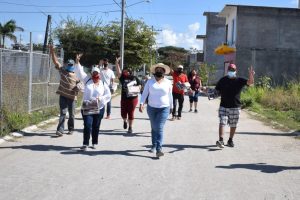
{"left": 170, "top": 64, "right": 188, "bottom": 120}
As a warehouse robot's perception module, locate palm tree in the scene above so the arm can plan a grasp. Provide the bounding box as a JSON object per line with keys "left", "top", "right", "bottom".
{"left": 0, "top": 19, "right": 24, "bottom": 48}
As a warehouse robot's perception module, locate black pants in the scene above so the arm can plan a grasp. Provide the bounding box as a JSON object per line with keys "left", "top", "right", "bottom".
{"left": 172, "top": 92, "right": 184, "bottom": 117}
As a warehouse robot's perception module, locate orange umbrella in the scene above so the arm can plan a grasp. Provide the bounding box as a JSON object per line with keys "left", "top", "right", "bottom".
{"left": 214, "top": 44, "right": 236, "bottom": 55}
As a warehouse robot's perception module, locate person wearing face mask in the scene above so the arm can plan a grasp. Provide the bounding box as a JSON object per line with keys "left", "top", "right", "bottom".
{"left": 75, "top": 54, "right": 111, "bottom": 151}
{"left": 99, "top": 58, "right": 115, "bottom": 119}
{"left": 170, "top": 64, "right": 189, "bottom": 120}
{"left": 139, "top": 63, "right": 173, "bottom": 158}
{"left": 188, "top": 69, "right": 202, "bottom": 113}
{"left": 215, "top": 63, "right": 255, "bottom": 148}
{"left": 49, "top": 45, "right": 82, "bottom": 137}
{"left": 115, "top": 57, "right": 141, "bottom": 134}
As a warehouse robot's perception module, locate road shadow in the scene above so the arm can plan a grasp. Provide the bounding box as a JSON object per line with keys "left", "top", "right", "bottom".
{"left": 21, "top": 131, "right": 56, "bottom": 137}
{"left": 0, "top": 144, "right": 78, "bottom": 151}
{"left": 61, "top": 149, "right": 156, "bottom": 159}
{"left": 216, "top": 163, "right": 300, "bottom": 173}
{"left": 237, "top": 131, "right": 297, "bottom": 137}
{"left": 111, "top": 106, "right": 121, "bottom": 108}
{"left": 134, "top": 117, "right": 150, "bottom": 121}
{"left": 100, "top": 129, "right": 150, "bottom": 138}
{"left": 0, "top": 144, "right": 158, "bottom": 159}
{"left": 144, "top": 144, "right": 222, "bottom": 153}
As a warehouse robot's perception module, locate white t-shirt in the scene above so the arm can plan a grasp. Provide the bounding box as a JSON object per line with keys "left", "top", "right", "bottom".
{"left": 100, "top": 68, "right": 115, "bottom": 86}
{"left": 140, "top": 77, "right": 173, "bottom": 108}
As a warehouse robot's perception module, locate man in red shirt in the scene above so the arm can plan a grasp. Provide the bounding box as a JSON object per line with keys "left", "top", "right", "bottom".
{"left": 170, "top": 65, "right": 188, "bottom": 120}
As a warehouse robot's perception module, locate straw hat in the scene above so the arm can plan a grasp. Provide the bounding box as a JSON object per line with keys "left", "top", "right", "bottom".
{"left": 150, "top": 63, "right": 170, "bottom": 74}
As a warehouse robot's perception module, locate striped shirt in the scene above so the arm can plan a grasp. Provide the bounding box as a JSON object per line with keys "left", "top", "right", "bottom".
{"left": 55, "top": 64, "right": 79, "bottom": 100}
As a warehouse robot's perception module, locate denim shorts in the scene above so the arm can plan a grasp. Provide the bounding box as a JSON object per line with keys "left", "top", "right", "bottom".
{"left": 218, "top": 106, "right": 241, "bottom": 127}
{"left": 189, "top": 91, "right": 199, "bottom": 103}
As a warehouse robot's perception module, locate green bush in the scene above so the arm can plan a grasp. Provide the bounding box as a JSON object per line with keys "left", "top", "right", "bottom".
{"left": 241, "top": 79, "right": 300, "bottom": 131}
{"left": 0, "top": 106, "right": 59, "bottom": 137}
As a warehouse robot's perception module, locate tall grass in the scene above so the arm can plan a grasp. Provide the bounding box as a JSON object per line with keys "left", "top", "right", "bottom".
{"left": 241, "top": 79, "right": 300, "bottom": 131}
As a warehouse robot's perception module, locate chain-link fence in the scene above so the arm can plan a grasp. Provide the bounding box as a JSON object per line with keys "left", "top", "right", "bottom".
{"left": 0, "top": 48, "right": 62, "bottom": 113}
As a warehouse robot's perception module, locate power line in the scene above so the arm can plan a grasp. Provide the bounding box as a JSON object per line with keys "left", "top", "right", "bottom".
{"left": 0, "top": 10, "right": 121, "bottom": 14}
{"left": 0, "top": 1, "right": 116, "bottom": 8}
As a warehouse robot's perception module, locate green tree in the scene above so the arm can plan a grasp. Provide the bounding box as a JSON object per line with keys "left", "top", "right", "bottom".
{"left": 55, "top": 17, "right": 155, "bottom": 69}
{"left": 103, "top": 18, "right": 155, "bottom": 70}
{"left": 55, "top": 17, "right": 105, "bottom": 66}
{"left": 157, "top": 46, "right": 188, "bottom": 69}
{"left": 0, "top": 19, "right": 24, "bottom": 48}
{"left": 199, "top": 63, "right": 216, "bottom": 86}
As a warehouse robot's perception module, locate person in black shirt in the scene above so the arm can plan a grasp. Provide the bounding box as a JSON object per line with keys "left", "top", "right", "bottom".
{"left": 115, "top": 57, "right": 141, "bottom": 134}
{"left": 215, "top": 63, "right": 255, "bottom": 148}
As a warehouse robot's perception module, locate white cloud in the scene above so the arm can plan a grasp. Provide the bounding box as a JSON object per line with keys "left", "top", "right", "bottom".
{"left": 156, "top": 22, "right": 203, "bottom": 50}
{"left": 36, "top": 34, "right": 44, "bottom": 44}
{"left": 290, "top": 0, "right": 298, "bottom": 6}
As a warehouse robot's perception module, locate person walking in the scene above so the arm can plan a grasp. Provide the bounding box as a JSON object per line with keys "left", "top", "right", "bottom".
{"left": 115, "top": 57, "right": 141, "bottom": 134}
{"left": 75, "top": 54, "right": 111, "bottom": 151}
{"left": 99, "top": 58, "right": 115, "bottom": 119}
{"left": 215, "top": 63, "right": 255, "bottom": 148}
{"left": 170, "top": 65, "right": 188, "bottom": 120}
{"left": 49, "top": 45, "right": 81, "bottom": 137}
{"left": 188, "top": 69, "right": 202, "bottom": 113}
{"left": 139, "top": 63, "right": 173, "bottom": 158}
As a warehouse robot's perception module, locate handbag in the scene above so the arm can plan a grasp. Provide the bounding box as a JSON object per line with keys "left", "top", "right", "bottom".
{"left": 126, "top": 85, "right": 140, "bottom": 97}
{"left": 81, "top": 99, "right": 100, "bottom": 115}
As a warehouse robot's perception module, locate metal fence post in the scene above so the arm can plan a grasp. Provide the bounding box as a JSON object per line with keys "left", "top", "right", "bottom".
{"left": 0, "top": 49, "right": 3, "bottom": 134}
{"left": 0, "top": 49, "right": 3, "bottom": 109}
{"left": 28, "top": 33, "right": 33, "bottom": 113}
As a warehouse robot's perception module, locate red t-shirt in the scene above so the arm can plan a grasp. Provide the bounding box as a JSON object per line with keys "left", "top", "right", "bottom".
{"left": 172, "top": 72, "right": 188, "bottom": 94}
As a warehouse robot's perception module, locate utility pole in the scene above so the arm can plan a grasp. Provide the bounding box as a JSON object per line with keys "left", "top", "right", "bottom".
{"left": 150, "top": 26, "right": 162, "bottom": 65}
{"left": 120, "top": 0, "right": 125, "bottom": 70}
{"left": 43, "top": 15, "right": 51, "bottom": 54}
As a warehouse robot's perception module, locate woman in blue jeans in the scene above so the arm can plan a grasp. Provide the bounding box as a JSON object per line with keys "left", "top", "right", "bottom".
{"left": 139, "top": 63, "right": 173, "bottom": 158}
{"left": 75, "top": 54, "right": 111, "bottom": 151}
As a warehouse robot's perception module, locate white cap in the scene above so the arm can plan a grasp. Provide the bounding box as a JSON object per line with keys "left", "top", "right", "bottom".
{"left": 177, "top": 65, "right": 184, "bottom": 69}
{"left": 91, "top": 67, "right": 100, "bottom": 74}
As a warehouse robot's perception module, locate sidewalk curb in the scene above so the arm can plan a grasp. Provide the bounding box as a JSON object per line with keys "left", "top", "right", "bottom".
{"left": 0, "top": 93, "right": 120, "bottom": 145}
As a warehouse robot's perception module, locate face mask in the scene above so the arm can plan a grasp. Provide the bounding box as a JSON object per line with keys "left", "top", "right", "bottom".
{"left": 228, "top": 71, "right": 236, "bottom": 78}
{"left": 122, "top": 71, "right": 130, "bottom": 78}
{"left": 177, "top": 69, "right": 183, "bottom": 73}
{"left": 92, "top": 74, "right": 100, "bottom": 82}
{"left": 65, "top": 65, "right": 75, "bottom": 72}
{"left": 154, "top": 71, "right": 163, "bottom": 78}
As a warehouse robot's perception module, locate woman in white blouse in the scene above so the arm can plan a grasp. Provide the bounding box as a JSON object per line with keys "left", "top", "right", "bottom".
{"left": 75, "top": 54, "right": 111, "bottom": 151}
{"left": 139, "top": 63, "right": 173, "bottom": 158}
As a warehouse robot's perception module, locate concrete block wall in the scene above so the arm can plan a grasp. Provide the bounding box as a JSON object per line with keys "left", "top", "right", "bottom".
{"left": 235, "top": 6, "right": 300, "bottom": 84}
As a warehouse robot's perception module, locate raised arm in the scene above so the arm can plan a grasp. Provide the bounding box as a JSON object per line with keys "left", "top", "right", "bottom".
{"left": 247, "top": 66, "right": 255, "bottom": 86}
{"left": 74, "top": 53, "right": 88, "bottom": 82}
{"left": 115, "top": 57, "right": 122, "bottom": 78}
{"left": 49, "top": 45, "right": 62, "bottom": 69}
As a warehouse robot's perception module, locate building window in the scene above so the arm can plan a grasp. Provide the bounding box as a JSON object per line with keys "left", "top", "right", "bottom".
{"left": 225, "top": 24, "right": 228, "bottom": 45}
{"left": 231, "top": 19, "right": 235, "bottom": 45}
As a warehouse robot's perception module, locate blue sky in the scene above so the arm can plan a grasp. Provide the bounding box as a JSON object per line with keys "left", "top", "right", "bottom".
{"left": 0, "top": 0, "right": 298, "bottom": 50}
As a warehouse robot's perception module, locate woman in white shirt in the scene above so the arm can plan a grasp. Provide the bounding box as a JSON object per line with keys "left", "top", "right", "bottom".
{"left": 75, "top": 54, "right": 111, "bottom": 151}
{"left": 139, "top": 63, "right": 173, "bottom": 158}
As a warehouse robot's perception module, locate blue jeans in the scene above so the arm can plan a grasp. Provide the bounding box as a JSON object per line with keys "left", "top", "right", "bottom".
{"left": 57, "top": 95, "right": 75, "bottom": 133}
{"left": 147, "top": 105, "right": 170, "bottom": 151}
{"left": 82, "top": 108, "right": 105, "bottom": 145}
